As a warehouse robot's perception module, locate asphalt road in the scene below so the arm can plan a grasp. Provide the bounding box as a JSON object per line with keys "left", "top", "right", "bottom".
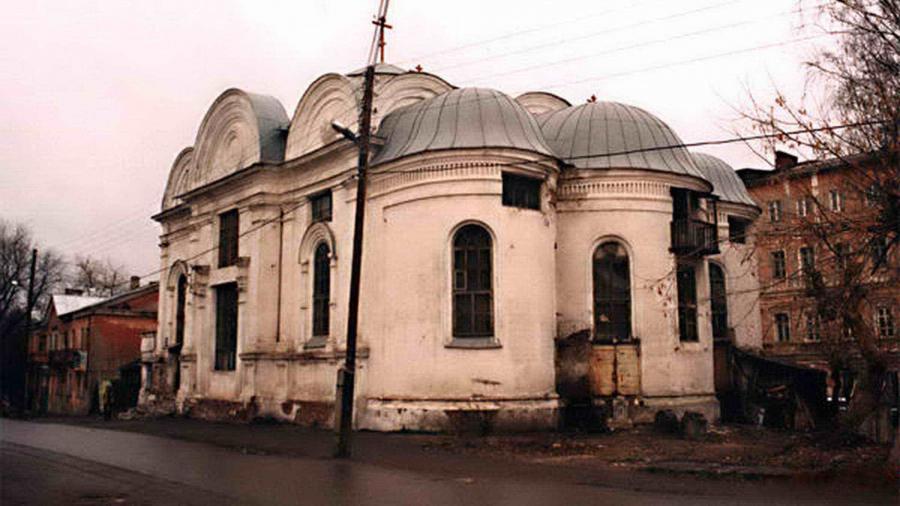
{"left": 0, "top": 419, "right": 894, "bottom": 505}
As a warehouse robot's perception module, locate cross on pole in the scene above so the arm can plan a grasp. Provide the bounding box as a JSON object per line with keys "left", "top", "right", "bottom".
{"left": 372, "top": 3, "right": 392, "bottom": 63}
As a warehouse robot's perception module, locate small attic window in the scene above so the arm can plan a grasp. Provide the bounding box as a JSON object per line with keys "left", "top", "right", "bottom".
{"left": 502, "top": 173, "right": 541, "bottom": 210}
{"left": 310, "top": 191, "right": 332, "bottom": 222}
{"left": 727, "top": 216, "right": 749, "bottom": 244}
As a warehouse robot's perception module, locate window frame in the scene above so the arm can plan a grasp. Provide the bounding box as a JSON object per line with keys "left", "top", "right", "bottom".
{"left": 708, "top": 263, "right": 729, "bottom": 340}
{"left": 768, "top": 200, "right": 782, "bottom": 222}
{"left": 501, "top": 172, "right": 542, "bottom": 210}
{"left": 310, "top": 191, "right": 333, "bottom": 223}
{"left": 876, "top": 306, "right": 895, "bottom": 339}
{"left": 775, "top": 313, "right": 791, "bottom": 342}
{"left": 451, "top": 224, "right": 495, "bottom": 340}
{"left": 312, "top": 242, "right": 331, "bottom": 338}
{"left": 799, "top": 246, "right": 815, "bottom": 273}
{"left": 727, "top": 216, "right": 749, "bottom": 244}
{"left": 218, "top": 209, "right": 239, "bottom": 268}
{"left": 214, "top": 282, "right": 238, "bottom": 371}
{"left": 771, "top": 250, "right": 786, "bottom": 280}
{"left": 805, "top": 312, "right": 821, "bottom": 341}
{"left": 829, "top": 190, "right": 843, "bottom": 212}
{"left": 676, "top": 264, "right": 699, "bottom": 342}
{"left": 592, "top": 241, "right": 632, "bottom": 343}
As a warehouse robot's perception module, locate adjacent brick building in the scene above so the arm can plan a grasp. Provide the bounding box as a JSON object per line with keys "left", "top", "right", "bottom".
{"left": 26, "top": 281, "right": 158, "bottom": 415}
{"left": 738, "top": 151, "right": 898, "bottom": 368}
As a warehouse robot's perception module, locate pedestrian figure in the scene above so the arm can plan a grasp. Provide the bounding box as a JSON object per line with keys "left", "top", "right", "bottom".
{"left": 100, "top": 379, "right": 113, "bottom": 420}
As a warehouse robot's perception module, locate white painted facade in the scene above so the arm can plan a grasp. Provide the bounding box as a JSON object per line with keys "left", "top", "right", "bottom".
{"left": 143, "top": 65, "right": 762, "bottom": 431}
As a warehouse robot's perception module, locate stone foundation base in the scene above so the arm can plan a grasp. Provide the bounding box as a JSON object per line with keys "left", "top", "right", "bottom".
{"left": 631, "top": 394, "right": 720, "bottom": 424}
{"left": 359, "top": 397, "right": 559, "bottom": 433}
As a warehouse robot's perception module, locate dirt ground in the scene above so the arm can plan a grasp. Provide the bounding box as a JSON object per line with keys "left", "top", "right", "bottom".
{"left": 414, "top": 424, "right": 893, "bottom": 482}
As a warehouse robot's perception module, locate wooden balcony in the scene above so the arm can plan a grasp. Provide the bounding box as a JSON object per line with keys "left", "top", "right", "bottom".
{"left": 670, "top": 218, "right": 719, "bottom": 257}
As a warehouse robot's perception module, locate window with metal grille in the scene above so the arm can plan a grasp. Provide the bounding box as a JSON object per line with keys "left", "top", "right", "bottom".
{"left": 452, "top": 225, "right": 493, "bottom": 337}
{"left": 218, "top": 210, "right": 239, "bottom": 268}
{"left": 709, "top": 263, "right": 728, "bottom": 340}
{"left": 876, "top": 306, "right": 895, "bottom": 339}
{"left": 677, "top": 264, "right": 698, "bottom": 342}
{"left": 214, "top": 283, "right": 238, "bottom": 371}
{"left": 310, "top": 191, "right": 332, "bottom": 222}
{"left": 312, "top": 243, "right": 331, "bottom": 337}
{"left": 727, "top": 216, "right": 749, "bottom": 244}
{"left": 771, "top": 250, "right": 786, "bottom": 279}
{"left": 593, "top": 242, "right": 631, "bottom": 343}
{"left": 175, "top": 274, "right": 187, "bottom": 345}
{"left": 775, "top": 313, "right": 790, "bottom": 342}
{"left": 501, "top": 173, "right": 541, "bottom": 210}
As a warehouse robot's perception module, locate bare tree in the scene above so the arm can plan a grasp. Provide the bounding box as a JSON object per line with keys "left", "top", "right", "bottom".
{"left": 0, "top": 220, "right": 65, "bottom": 410}
{"left": 71, "top": 255, "right": 128, "bottom": 297}
{"left": 742, "top": 0, "right": 899, "bottom": 460}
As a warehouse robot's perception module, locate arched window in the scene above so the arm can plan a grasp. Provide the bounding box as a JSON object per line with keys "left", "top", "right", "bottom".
{"left": 453, "top": 225, "right": 493, "bottom": 337}
{"left": 593, "top": 242, "right": 631, "bottom": 342}
{"left": 312, "top": 243, "right": 331, "bottom": 337}
{"left": 709, "top": 263, "right": 728, "bottom": 340}
{"left": 175, "top": 274, "right": 187, "bottom": 345}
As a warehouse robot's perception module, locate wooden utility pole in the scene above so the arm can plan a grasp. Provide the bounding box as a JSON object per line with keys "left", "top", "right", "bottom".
{"left": 22, "top": 249, "right": 36, "bottom": 409}
{"left": 25, "top": 249, "right": 37, "bottom": 321}
{"left": 335, "top": 64, "right": 376, "bottom": 458}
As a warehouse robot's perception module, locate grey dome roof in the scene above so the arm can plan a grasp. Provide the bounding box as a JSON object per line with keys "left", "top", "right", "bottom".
{"left": 347, "top": 63, "right": 408, "bottom": 77}
{"left": 373, "top": 87, "right": 556, "bottom": 165}
{"left": 691, "top": 153, "right": 757, "bottom": 206}
{"left": 537, "top": 102, "right": 704, "bottom": 179}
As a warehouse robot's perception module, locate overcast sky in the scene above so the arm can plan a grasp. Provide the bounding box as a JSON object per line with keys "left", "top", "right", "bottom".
{"left": 0, "top": 0, "right": 828, "bottom": 281}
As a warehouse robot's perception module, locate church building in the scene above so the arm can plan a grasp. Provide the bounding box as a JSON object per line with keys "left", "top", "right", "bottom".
{"left": 142, "top": 64, "right": 762, "bottom": 431}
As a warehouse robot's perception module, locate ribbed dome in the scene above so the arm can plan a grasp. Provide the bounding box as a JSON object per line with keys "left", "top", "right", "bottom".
{"left": 691, "top": 153, "right": 757, "bottom": 207}
{"left": 537, "top": 102, "right": 704, "bottom": 179}
{"left": 373, "top": 87, "right": 556, "bottom": 165}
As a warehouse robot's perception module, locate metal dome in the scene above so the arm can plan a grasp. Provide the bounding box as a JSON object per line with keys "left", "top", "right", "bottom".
{"left": 537, "top": 102, "right": 704, "bottom": 179}
{"left": 691, "top": 152, "right": 757, "bottom": 207}
{"left": 372, "top": 87, "right": 556, "bottom": 165}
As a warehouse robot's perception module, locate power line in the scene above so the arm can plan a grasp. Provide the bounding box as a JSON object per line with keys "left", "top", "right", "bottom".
{"left": 430, "top": 0, "right": 749, "bottom": 73}
{"left": 536, "top": 34, "right": 828, "bottom": 92}
{"left": 462, "top": 2, "right": 825, "bottom": 85}
{"left": 393, "top": 0, "right": 663, "bottom": 65}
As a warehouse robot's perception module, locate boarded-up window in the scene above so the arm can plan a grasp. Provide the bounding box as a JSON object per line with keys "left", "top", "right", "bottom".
{"left": 218, "top": 210, "right": 239, "bottom": 268}
{"left": 175, "top": 274, "right": 187, "bottom": 345}
{"left": 677, "top": 264, "right": 698, "bottom": 342}
{"left": 501, "top": 173, "right": 541, "bottom": 210}
{"left": 593, "top": 242, "right": 631, "bottom": 342}
{"left": 312, "top": 243, "right": 331, "bottom": 337}
{"left": 452, "top": 225, "right": 493, "bottom": 337}
{"left": 709, "top": 263, "right": 728, "bottom": 340}
{"left": 214, "top": 283, "right": 238, "bottom": 371}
